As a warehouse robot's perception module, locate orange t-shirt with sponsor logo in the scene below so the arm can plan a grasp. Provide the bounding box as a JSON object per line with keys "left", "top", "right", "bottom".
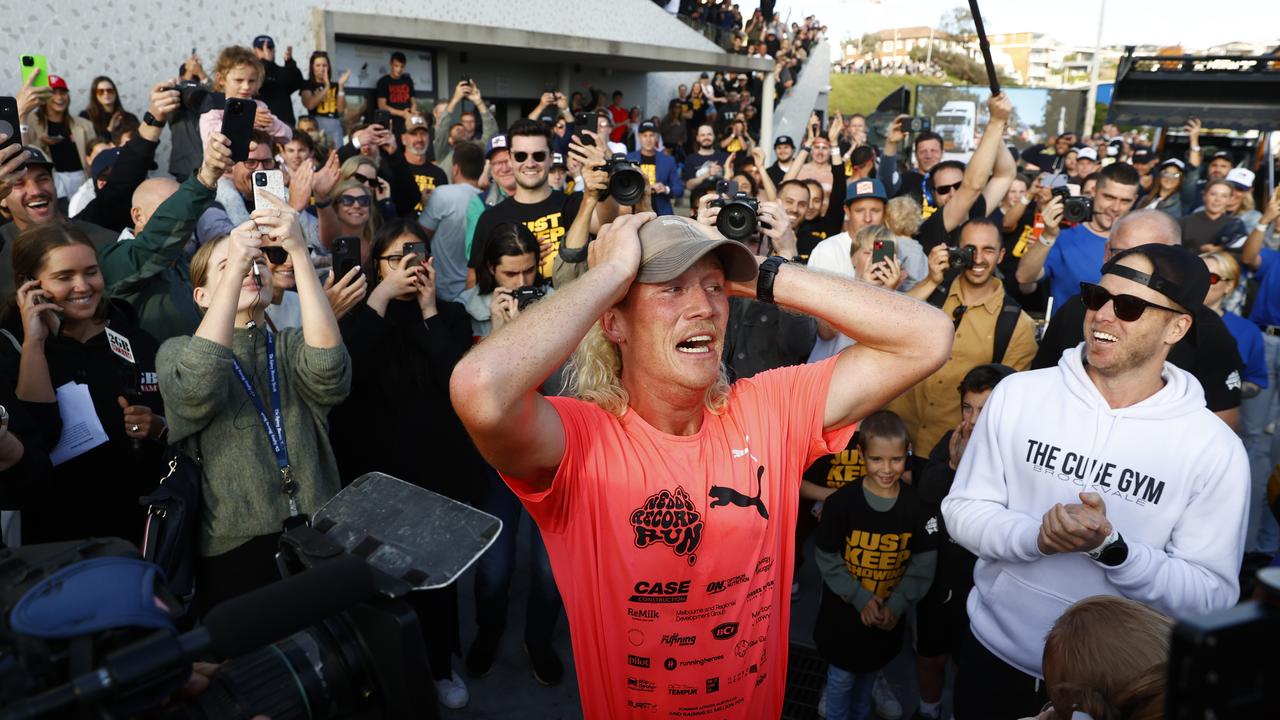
{"left": 502, "top": 357, "right": 856, "bottom": 719}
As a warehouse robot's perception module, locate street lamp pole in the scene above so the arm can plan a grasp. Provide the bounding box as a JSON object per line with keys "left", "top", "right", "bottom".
{"left": 1083, "top": 0, "right": 1107, "bottom": 135}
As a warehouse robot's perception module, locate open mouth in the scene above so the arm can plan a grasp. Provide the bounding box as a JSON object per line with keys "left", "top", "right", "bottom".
{"left": 65, "top": 295, "right": 95, "bottom": 306}
{"left": 676, "top": 335, "right": 714, "bottom": 355}
{"left": 25, "top": 197, "right": 51, "bottom": 211}
{"left": 1092, "top": 330, "right": 1118, "bottom": 344}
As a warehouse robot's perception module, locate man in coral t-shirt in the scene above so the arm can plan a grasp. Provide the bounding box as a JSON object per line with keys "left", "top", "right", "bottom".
{"left": 452, "top": 213, "right": 952, "bottom": 719}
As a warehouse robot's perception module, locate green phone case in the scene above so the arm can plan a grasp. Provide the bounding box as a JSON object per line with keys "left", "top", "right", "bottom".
{"left": 20, "top": 54, "right": 49, "bottom": 88}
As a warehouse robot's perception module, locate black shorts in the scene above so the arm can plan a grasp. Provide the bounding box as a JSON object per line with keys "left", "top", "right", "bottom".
{"left": 913, "top": 578, "right": 971, "bottom": 658}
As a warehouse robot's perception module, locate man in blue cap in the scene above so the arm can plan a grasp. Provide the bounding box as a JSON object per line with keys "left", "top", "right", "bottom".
{"left": 807, "top": 176, "right": 888, "bottom": 279}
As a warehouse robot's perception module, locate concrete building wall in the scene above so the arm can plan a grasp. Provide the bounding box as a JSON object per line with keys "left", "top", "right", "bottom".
{"left": 0, "top": 0, "right": 721, "bottom": 131}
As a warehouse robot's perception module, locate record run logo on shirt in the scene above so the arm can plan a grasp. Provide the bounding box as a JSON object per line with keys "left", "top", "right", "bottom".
{"left": 629, "top": 486, "right": 705, "bottom": 564}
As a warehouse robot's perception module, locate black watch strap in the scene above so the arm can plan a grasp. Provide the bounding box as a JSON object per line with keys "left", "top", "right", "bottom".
{"left": 756, "top": 256, "right": 788, "bottom": 304}
{"left": 559, "top": 242, "right": 589, "bottom": 264}
{"left": 142, "top": 111, "right": 165, "bottom": 128}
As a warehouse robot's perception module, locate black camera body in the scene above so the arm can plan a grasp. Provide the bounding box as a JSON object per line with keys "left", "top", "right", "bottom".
{"left": 513, "top": 284, "right": 547, "bottom": 310}
{"left": 947, "top": 244, "right": 976, "bottom": 271}
{"left": 905, "top": 116, "right": 932, "bottom": 133}
{"left": 604, "top": 153, "right": 645, "bottom": 206}
{"left": 712, "top": 179, "right": 759, "bottom": 242}
{"left": 1053, "top": 186, "right": 1094, "bottom": 223}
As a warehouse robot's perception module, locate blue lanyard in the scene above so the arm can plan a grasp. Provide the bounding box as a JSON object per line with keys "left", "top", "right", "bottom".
{"left": 231, "top": 331, "right": 299, "bottom": 516}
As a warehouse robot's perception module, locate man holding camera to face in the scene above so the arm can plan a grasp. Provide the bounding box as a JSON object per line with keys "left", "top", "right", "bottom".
{"left": 1016, "top": 162, "right": 1141, "bottom": 315}
{"left": 894, "top": 218, "right": 1038, "bottom": 457}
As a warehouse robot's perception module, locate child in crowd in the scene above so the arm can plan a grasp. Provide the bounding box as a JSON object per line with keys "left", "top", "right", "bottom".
{"left": 1020, "top": 595, "right": 1172, "bottom": 720}
{"left": 813, "top": 410, "right": 939, "bottom": 720}
{"left": 198, "top": 45, "right": 292, "bottom": 148}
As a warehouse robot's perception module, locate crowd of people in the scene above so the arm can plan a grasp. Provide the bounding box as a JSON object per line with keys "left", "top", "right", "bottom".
{"left": 0, "top": 17, "right": 1276, "bottom": 720}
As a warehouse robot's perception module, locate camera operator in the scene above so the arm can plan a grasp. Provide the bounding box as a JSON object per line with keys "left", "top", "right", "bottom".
{"left": 943, "top": 243, "right": 1247, "bottom": 719}
{"left": 895, "top": 218, "right": 1038, "bottom": 456}
{"left": 457, "top": 223, "right": 568, "bottom": 685}
{"left": 696, "top": 188, "right": 816, "bottom": 381}
{"left": 626, "top": 121, "right": 682, "bottom": 216}
{"left": 915, "top": 93, "right": 1017, "bottom": 253}
{"left": 157, "top": 193, "right": 349, "bottom": 615}
{"left": 1033, "top": 210, "right": 1244, "bottom": 431}
{"left": 1016, "top": 162, "right": 1140, "bottom": 315}
{"left": 0, "top": 222, "right": 165, "bottom": 546}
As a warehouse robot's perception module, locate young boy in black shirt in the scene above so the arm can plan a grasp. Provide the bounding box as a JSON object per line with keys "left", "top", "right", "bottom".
{"left": 813, "top": 411, "right": 938, "bottom": 720}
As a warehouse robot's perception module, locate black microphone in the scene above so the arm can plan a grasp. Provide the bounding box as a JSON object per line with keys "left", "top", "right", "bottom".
{"left": 0, "top": 555, "right": 376, "bottom": 719}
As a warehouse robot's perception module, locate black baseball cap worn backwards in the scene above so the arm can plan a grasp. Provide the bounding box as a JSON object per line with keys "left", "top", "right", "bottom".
{"left": 1102, "top": 244, "right": 1208, "bottom": 316}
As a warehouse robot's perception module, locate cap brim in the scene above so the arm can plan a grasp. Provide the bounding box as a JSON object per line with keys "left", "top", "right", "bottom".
{"left": 636, "top": 236, "right": 759, "bottom": 285}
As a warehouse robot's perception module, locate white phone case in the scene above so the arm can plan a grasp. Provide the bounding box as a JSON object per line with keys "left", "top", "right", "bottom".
{"left": 252, "top": 169, "right": 289, "bottom": 207}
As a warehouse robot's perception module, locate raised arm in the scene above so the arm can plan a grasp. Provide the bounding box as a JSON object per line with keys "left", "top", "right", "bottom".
{"left": 1241, "top": 188, "right": 1280, "bottom": 270}
{"left": 1015, "top": 196, "right": 1064, "bottom": 289}
{"left": 729, "top": 253, "right": 953, "bottom": 432}
{"left": 942, "top": 93, "right": 1011, "bottom": 232}
{"left": 254, "top": 192, "right": 342, "bottom": 349}
{"left": 451, "top": 213, "right": 651, "bottom": 488}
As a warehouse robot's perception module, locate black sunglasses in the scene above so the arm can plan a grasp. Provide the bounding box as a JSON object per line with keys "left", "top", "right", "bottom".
{"left": 355, "top": 174, "right": 379, "bottom": 188}
{"left": 338, "top": 194, "right": 372, "bottom": 207}
{"left": 934, "top": 180, "right": 963, "bottom": 196}
{"left": 1079, "top": 282, "right": 1182, "bottom": 322}
{"left": 261, "top": 246, "right": 289, "bottom": 264}
{"left": 512, "top": 150, "right": 548, "bottom": 164}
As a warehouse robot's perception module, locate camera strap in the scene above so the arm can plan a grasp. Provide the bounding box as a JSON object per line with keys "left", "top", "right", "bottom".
{"left": 230, "top": 330, "right": 299, "bottom": 517}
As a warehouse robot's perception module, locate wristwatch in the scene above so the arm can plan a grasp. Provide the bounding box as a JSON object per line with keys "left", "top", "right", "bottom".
{"left": 756, "top": 256, "right": 789, "bottom": 304}
{"left": 142, "top": 111, "right": 165, "bottom": 128}
{"left": 1086, "top": 529, "right": 1129, "bottom": 567}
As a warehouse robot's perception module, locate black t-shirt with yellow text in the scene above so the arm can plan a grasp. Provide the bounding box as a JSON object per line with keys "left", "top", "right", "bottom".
{"left": 814, "top": 480, "right": 938, "bottom": 672}
{"left": 803, "top": 430, "right": 865, "bottom": 489}
{"left": 468, "top": 191, "right": 583, "bottom": 282}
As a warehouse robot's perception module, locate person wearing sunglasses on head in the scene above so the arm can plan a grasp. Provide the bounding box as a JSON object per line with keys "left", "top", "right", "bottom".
{"left": 943, "top": 240, "right": 1249, "bottom": 720}
{"left": 914, "top": 93, "right": 1017, "bottom": 255}
{"left": 1033, "top": 210, "right": 1245, "bottom": 431}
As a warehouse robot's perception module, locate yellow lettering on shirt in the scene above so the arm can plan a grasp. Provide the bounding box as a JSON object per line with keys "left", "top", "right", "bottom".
{"left": 823, "top": 448, "right": 866, "bottom": 489}
{"left": 524, "top": 212, "right": 567, "bottom": 279}
{"left": 641, "top": 163, "right": 657, "bottom": 187}
{"left": 843, "top": 530, "right": 913, "bottom": 598}
{"left": 413, "top": 173, "right": 437, "bottom": 213}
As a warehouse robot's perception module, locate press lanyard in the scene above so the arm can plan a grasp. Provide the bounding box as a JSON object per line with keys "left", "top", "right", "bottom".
{"left": 231, "top": 331, "right": 299, "bottom": 517}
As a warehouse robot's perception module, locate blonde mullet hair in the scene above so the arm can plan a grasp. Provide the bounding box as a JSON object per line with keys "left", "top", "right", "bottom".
{"left": 563, "top": 322, "right": 731, "bottom": 418}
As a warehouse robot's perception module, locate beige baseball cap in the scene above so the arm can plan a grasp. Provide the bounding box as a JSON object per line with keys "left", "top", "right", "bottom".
{"left": 635, "top": 215, "right": 759, "bottom": 284}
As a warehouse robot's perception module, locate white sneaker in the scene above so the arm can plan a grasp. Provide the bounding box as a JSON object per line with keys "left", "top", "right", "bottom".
{"left": 817, "top": 683, "right": 827, "bottom": 718}
{"left": 872, "top": 672, "right": 903, "bottom": 719}
{"left": 435, "top": 670, "right": 470, "bottom": 709}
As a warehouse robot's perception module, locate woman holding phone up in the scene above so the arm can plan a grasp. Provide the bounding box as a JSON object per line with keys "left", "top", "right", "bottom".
{"left": 157, "top": 192, "right": 349, "bottom": 615}
{"left": 327, "top": 218, "right": 480, "bottom": 708}
{"left": 0, "top": 223, "right": 165, "bottom": 545}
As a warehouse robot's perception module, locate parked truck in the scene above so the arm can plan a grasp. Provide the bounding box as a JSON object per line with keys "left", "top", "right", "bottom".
{"left": 935, "top": 100, "right": 978, "bottom": 152}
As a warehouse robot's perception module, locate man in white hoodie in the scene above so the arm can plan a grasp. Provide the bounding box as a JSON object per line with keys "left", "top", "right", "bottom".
{"left": 943, "top": 243, "right": 1248, "bottom": 719}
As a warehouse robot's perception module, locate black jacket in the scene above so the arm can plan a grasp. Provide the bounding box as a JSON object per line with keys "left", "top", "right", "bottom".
{"left": 74, "top": 134, "right": 159, "bottom": 233}
{"left": 0, "top": 301, "right": 164, "bottom": 545}
{"left": 257, "top": 58, "right": 306, "bottom": 127}
{"left": 329, "top": 300, "right": 485, "bottom": 502}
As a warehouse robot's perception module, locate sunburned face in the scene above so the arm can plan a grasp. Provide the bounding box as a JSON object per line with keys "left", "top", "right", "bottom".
{"left": 606, "top": 255, "right": 728, "bottom": 402}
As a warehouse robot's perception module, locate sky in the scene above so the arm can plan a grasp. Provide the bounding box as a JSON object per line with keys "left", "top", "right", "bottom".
{"left": 774, "top": 0, "right": 1280, "bottom": 52}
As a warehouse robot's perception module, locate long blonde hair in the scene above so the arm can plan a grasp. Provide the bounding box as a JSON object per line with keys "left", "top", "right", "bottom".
{"left": 562, "top": 322, "right": 731, "bottom": 417}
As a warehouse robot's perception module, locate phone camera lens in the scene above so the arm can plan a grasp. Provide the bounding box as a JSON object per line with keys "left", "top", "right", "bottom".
{"left": 22, "top": 57, "right": 33, "bottom": 67}
{"left": 255, "top": 174, "right": 267, "bottom": 186}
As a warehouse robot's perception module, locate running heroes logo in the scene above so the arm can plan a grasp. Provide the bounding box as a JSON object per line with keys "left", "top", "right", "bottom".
{"left": 630, "top": 486, "right": 705, "bottom": 565}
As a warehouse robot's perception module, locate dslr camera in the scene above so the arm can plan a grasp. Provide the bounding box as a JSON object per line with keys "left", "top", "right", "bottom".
{"left": 711, "top": 179, "right": 759, "bottom": 242}
{"left": 904, "top": 116, "right": 932, "bottom": 133}
{"left": 514, "top": 285, "right": 547, "bottom": 310}
{"left": 1053, "top": 186, "right": 1093, "bottom": 223}
{"left": 602, "top": 153, "right": 645, "bottom": 206}
{"left": 947, "top": 244, "right": 975, "bottom": 271}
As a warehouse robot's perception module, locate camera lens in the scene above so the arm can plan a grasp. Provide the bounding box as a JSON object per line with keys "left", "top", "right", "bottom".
{"left": 255, "top": 174, "right": 267, "bottom": 186}
{"left": 717, "top": 202, "right": 758, "bottom": 242}
{"left": 609, "top": 166, "right": 645, "bottom": 206}
{"left": 22, "top": 56, "right": 33, "bottom": 67}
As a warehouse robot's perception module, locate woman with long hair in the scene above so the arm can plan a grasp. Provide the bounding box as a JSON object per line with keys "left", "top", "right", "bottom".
{"left": 318, "top": 177, "right": 380, "bottom": 266}
{"left": 328, "top": 218, "right": 480, "bottom": 708}
{"left": 157, "top": 196, "right": 347, "bottom": 615}
{"left": 1139, "top": 159, "right": 1184, "bottom": 217}
{"left": 339, "top": 155, "right": 397, "bottom": 222}
{"left": 0, "top": 223, "right": 164, "bottom": 544}
{"left": 300, "top": 51, "right": 349, "bottom": 148}
{"left": 456, "top": 222, "right": 568, "bottom": 686}
{"left": 79, "top": 75, "right": 140, "bottom": 141}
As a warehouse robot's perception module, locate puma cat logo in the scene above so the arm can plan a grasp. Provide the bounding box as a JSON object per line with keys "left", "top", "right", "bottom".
{"left": 709, "top": 466, "right": 769, "bottom": 520}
